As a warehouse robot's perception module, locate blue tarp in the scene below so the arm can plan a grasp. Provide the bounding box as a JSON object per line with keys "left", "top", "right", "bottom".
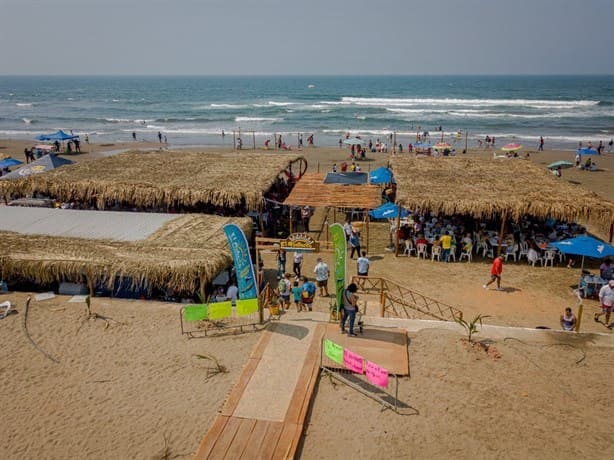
{"left": 35, "top": 130, "right": 79, "bottom": 141}
{"left": 368, "top": 202, "right": 410, "bottom": 219}
{"left": 576, "top": 148, "right": 598, "bottom": 156}
{"left": 0, "top": 158, "right": 24, "bottom": 169}
{"left": 0, "top": 154, "right": 74, "bottom": 180}
{"left": 369, "top": 166, "right": 395, "bottom": 184}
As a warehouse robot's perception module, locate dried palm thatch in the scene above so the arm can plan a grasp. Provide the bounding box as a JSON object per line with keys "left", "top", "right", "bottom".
{"left": 0, "top": 150, "right": 304, "bottom": 210}
{"left": 392, "top": 157, "right": 614, "bottom": 231}
{"left": 0, "top": 214, "right": 252, "bottom": 293}
{"left": 284, "top": 173, "right": 382, "bottom": 209}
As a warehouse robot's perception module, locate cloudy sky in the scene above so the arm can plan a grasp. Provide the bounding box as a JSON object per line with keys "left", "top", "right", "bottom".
{"left": 1, "top": 0, "right": 612, "bottom": 75}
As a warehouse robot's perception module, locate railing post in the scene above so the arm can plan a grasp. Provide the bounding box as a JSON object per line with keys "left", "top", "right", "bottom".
{"left": 380, "top": 291, "right": 385, "bottom": 317}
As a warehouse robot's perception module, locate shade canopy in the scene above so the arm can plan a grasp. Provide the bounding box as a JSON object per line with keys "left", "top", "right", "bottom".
{"left": 577, "top": 148, "right": 598, "bottom": 156}
{"left": 284, "top": 173, "right": 381, "bottom": 209}
{"left": 369, "top": 202, "right": 410, "bottom": 219}
{"left": 547, "top": 161, "right": 574, "bottom": 170}
{"left": 549, "top": 235, "right": 614, "bottom": 259}
{"left": 0, "top": 158, "right": 24, "bottom": 168}
{"left": 0, "top": 154, "right": 73, "bottom": 180}
{"left": 502, "top": 143, "right": 522, "bottom": 151}
{"left": 324, "top": 172, "right": 368, "bottom": 185}
{"left": 36, "top": 130, "right": 79, "bottom": 141}
{"left": 0, "top": 150, "right": 304, "bottom": 210}
{"left": 369, "top": 166, "right": 395, "bottom": 184}
{"left": 391, "top": 157, "right": 614, "bottom": 233}
{"left": 414, "top": 142, "right": 433, "bottom": 149}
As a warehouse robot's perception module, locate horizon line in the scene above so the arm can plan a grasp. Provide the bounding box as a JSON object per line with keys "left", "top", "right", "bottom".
{"left": 1, "top": 73, "right": 613, "bottom": 78}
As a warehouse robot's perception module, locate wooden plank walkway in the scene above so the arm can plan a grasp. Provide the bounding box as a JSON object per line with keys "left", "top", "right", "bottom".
{"left": 193, "top": 323, "right": 325, "bottom": 460}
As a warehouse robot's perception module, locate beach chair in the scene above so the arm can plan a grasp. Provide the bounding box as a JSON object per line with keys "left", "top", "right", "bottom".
{"left": 504, "top": 244, "right": 518, "bottom": 262}
{"left": 459, "top": 244, "right": 473, "bottom": 262}
{"left": 518, "top": 241, "right": 529, "bottom": 261}
{"left": 543, "top": 250, "right": 557, "bottom": 267}
{"left": 417, "top": 243, "right": 428, "bottom": 259}
{"left": 403, "top": 240, "right": 416, "bottom": 257}
{"left": 431, "top": 246, "right": 442, "bottom": 262}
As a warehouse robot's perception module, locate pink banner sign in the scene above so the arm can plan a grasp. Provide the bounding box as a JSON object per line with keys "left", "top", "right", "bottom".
{"left": 343, "top": 349, "right": 364, "bottom": 374}
{"left": 366, "top": 361, "right": 389, "bottom": 388}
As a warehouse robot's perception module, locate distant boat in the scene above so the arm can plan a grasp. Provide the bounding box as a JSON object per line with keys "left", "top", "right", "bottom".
{"left": 307, "top": 84, "right": 315, "bottom": 88}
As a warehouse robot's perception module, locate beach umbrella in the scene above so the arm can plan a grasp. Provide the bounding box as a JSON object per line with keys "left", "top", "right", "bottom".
{"left": 368, "top": 202, "right": 410, "bottom": 219}
{"left": 547, "top": 160, "right": 574, "bottom": 170}
{"left": 576, "top": 147, "right": 598, "bottom": 156}
{"left": 0, "top": 154, "right": 74, "bottom": 180}
{"left": 433, "top": 142, "right": 452, "bottom": 150}
{"left": 550, "top": 235, "right": 614, "bottom": 281}
{"left": 343, "top": 138, "right": 365, "bottom": 146}
{"left": 414, "top": 142, "right": 433, "bottom": 149}
{"left": 501, "top": 143, "right": 522, "bottom": 151}
{"left": 369, "top": 166, "right": 395, "bottom": 184}
{"left": 0, "top": 158, "right": 24, "bottom": 168}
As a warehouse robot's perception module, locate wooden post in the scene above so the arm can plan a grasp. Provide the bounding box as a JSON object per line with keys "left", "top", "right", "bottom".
{"left": 325, "top": 208, "right": 330, "bottom": 242}
{"left": 252, "top": 131, "right": 256, "bottom": 150}
{"left": 497, "top": 213, "right": 506, "bottom": 257}
{"left": 464, "top": 130, "right": 468, "bottom": 154}
{"left": 392, "top": 131, "right": 397, "bottom": 154}
{"left": 365, "top": 212, "right": 370, "bottom": 254}
{"left": 289, "top": 206, "right": 293, "bottom": 234}
{"left": 317, "top": 162, "right": 320, "bottom": 174}
{"left": 379, "top": 288, "right": 385, "bottom": 317}
{"left": 273, "top": 133, "right": 277, "bottom": 150}
{"left": 609, "top": 221, "right": 613, "bottom": 244}
{"left": 232, "top": 131, "right": 236, "bottom": 150}
{"left": 394, "top": 204, "right": 401, "bottom": 256}
{"left": 199, "top": 274, "right": 206, "bottom": 304}
{"left": 575, "top": 302, "right": 583, "bottom": 333}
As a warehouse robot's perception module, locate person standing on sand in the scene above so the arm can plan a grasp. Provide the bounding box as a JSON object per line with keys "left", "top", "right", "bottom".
{"left": 483, "top": 255, "right": 505, "bottom": 291}
{"left": 595, "top": 280, "right": 614, "bottom": 328}
{"left": 340, "top": 283, "right": 359, "bottom": 337}
{"left": 538, "top": 136, "right": 544, "bottom": 151}
{"left": 608, "top": 139, "right": 613, "bottom": 152}
{"left": 314, "top": 257, "right": 330, "bottom": 297}
{"left": 132, "top": 131, "right": 137, "bottom": 141}
{"left": 158, "top": 131, "right": 162, "bottom": 143}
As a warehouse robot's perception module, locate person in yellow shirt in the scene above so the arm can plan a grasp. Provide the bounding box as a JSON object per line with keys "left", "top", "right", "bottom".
{"left": 440, "top": 231, "right": 453, "bottom": 263}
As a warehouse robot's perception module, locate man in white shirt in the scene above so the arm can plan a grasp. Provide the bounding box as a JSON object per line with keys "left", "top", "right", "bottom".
{"left": 313, "top": 257, "right": 330, "bottom": 297}
{"left": 356, "top": 251, "right": 369, "bottom": 289}
{"left": 595, "top": 280, "right": 614, "bottom": 328}
{"left": 293, "top": 252, "right": 303, "bottom": 278}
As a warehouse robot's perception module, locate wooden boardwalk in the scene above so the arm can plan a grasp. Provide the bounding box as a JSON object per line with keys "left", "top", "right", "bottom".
{"left": 193, "top": 323, "right": 326, "bottom": 460}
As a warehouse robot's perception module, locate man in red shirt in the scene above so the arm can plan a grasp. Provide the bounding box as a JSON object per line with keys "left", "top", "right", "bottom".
{"left": 483, "top": 255, "right": 505, "bottom": 291}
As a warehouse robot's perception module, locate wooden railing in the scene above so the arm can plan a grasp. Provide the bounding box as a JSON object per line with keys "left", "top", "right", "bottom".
{"left": 350, "top": 275, "right": 463, "bottom": 322}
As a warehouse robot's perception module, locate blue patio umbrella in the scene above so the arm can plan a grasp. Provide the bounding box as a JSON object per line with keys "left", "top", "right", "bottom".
{"left": 550, "top": 235, "right": 614, "bottom": 279}
{"left": 0, "top": 158, "right": 24, "bottom": 168}
{"left": 368, "top": 202, "right": 410, "bottom": 219}
{"left": 577, "top": 147, "right": 598, "bottom": 156}
{"left": 369, "top": 166, "right": 395, "bottom": 184}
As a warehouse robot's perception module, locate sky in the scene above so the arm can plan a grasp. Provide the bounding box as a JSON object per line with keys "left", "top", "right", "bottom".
{"left": 0, "top": 0, "right": 612, "bottom": 76}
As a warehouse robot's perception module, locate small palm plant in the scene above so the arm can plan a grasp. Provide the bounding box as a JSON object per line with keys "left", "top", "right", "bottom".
{"left": 454, "top": 313, "right": 490, "bottom": 343}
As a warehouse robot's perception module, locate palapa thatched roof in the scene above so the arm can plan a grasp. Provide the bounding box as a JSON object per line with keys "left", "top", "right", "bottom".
{"left": 0, "top": 150, "right": 304, "bottom": 210}
{"left": 392, "top": 157, "right": 614, "bottom": 231}
{"left": 0, "top": 214, "right": 252, "bottom": 293}
{"left": 284, "top": 173, "right": 382, "bottom": 209}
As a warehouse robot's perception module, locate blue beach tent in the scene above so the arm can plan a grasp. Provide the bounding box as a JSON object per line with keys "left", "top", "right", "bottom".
{"left": 35, "top": 130, "right": 79, "bottom": 141}
{"left": 368, "top": 202, "right": 410, "bottom": 219}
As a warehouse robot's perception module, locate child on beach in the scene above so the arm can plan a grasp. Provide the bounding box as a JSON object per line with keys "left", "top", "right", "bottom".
{"left": 292, "top": 280, "right": 304, "bottom": 312}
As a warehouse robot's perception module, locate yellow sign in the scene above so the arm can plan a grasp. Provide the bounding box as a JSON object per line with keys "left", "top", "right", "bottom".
{"left": 280, "top": 233, "right": 318, "bottom": 252}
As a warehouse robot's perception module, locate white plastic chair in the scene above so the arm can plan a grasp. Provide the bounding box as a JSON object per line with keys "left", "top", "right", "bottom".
{"left": 459, "top": 244, "right": 473, "bottom": 262}
{"left": 527, "top": 249, "right": 544, "bottom": 267}
{"left": 448, "top": 246, "right": 456, "bottom": 262}
{"left": 504, "top": 244, "right": 518, "bottom": 262}
{"left": 431, "top": 246, "right": 442, "bottom": 262}
{"left": 543, "top": 250, "right": 557, "bottom": 267}
{"left": 403, "top": 240, "right": 416, "bottom": 257}
{"left": 518, "top": 241, "right": 529, "bottom": 261}
{"left": 417, "top": 243, "right": 428, "bottom": 259}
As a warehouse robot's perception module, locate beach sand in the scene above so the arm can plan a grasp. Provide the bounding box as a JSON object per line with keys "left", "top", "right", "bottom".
{"left": 1, "top": 138, "right": 613, "bottom": 458}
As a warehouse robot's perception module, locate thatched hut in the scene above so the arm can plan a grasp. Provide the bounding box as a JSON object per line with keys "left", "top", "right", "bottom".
{"left": 392, "top": 157, "right": 614, "bottom": 235}
{"left": 0, "top": 150, "right": 305, "bottom": 211}
{"left": 0, "top": 211, "right": 252, "bottom": 298}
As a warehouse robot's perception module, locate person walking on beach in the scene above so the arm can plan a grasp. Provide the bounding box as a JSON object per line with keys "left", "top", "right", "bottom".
{"left": 314, "top": 257, "right": 330, "bottom": 297}
{"left": 595, "top": 280, "right": 614, "bottom": 328}
{"left": 349, "top": 230, "right": 361, "bottom": 259}
{"left": 132, "top": 131, "right": 137, "bottom": 141}
{"left": 292, "top": 251, "right": 303, "bottom": 278}
{"left": 609, "top": 139, "right": 613, "bottom": 152}
{"left": 158, "top": 131, "right": 163, "bottom": 143}
{"left": 538, "top": 136, "right": 544, "bottom": 151}
{"left": 340, "top": 282, "right": 359, "bottom": 337}
{"left": 483, "top": 255, "right": 505, "bottom": 291}
{"left": 356, "top": 251, "right": 369, "bottom": 289}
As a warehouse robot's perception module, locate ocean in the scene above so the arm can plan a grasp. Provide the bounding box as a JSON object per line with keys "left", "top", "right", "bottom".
{"left": 0, "top": 75, "right": 612, "bottom": 150}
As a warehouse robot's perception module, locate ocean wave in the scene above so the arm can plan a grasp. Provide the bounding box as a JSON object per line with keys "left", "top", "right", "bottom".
{"left": 22, "top": 118, "right": 33, "bottom": 124}
{"left": 267, "top": 101, "right": 296, "bottom": 107}
{"left": 210, "top": 103, "right": 249, "bottom": 109}
{"left": 340, "top": 96, "right": 600, "bottom": 108}
{"left": 235, "top": 117, "right": 283, "bottom": 122}
{"left": 16, "top": 102, "right": 33, "bottom": 107}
